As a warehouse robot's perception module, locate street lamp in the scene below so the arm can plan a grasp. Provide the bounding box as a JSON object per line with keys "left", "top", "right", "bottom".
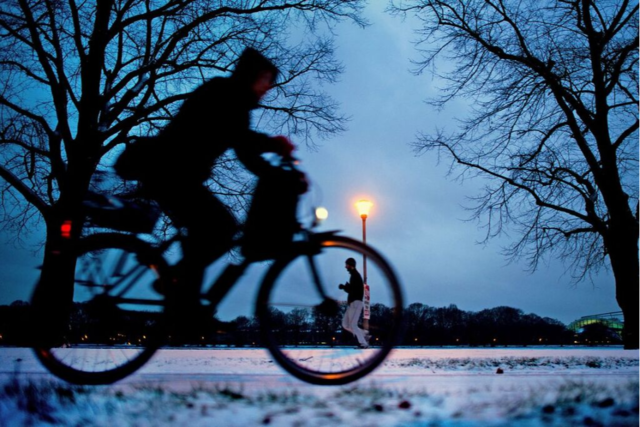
{"left": 355, "top": 199, "right": 373, "bottom": 332}
{"left": 355, "top": 199, "right": 372, "bottom": 283}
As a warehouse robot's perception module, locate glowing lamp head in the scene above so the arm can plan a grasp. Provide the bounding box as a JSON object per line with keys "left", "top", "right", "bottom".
{"left": 355, "top": 200, "right": 373, "bottom": 219}
{"left": 315, "top": 207, "right": 329, "bottom": 222}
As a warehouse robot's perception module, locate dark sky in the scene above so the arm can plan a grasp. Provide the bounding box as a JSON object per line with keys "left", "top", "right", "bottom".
{"left": 0, "top": 3, "right": 622, "bottom": 324}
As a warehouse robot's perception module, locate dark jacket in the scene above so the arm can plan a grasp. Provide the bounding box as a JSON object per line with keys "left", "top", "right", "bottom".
{"left": 119, "top": 76, "right": 279, "bottom": 185}
{"left": 342, "top": 269, "right": 364, "bottom": 304}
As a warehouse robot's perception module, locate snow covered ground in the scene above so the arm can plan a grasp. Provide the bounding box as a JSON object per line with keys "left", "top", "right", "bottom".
{"left": 0, "top": 346, "right": 637, "bottom": 426}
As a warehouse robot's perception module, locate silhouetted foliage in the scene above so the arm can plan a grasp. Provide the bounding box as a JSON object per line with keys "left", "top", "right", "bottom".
{"left": 402, "top": 304, "right": 572, "bottom": 346}
{"left": 0, "top": 300, "right": 582, "bottom": 347}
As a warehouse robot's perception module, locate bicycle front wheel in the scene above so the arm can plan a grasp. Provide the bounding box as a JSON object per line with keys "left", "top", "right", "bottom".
{"left": 256, "top": 234, "right": 404, "bottom": 385}
{"left": 32, "top": 233, "right": 169, "bottom": 385}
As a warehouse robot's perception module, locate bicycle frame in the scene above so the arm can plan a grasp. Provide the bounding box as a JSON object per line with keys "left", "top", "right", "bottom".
{"left": 79, "top": 228, "right": 340, "bottom": 318}
{"left": 72, "top": 154, "right": 324, "bottom": 311}
{"left": 201, "top": 230, "right": 339, "bottom": 311}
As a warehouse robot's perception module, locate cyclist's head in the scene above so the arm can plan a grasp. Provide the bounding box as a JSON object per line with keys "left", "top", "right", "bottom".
{"left": 345, "top": 258, "right": 357, "bottom": 268}
{"left": 233, "top": 47, "right": 279, "bottom": 87}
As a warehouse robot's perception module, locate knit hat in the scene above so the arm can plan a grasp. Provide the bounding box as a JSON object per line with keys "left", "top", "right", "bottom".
{"left": 345, "top": 258, "right": 356, "bottom": 267}
{"left": 232, "top": 47, "right": 279, "bottom": 84}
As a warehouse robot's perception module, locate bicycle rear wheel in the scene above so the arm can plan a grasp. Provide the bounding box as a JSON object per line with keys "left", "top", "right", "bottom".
{"left": 32, "top": 233, "right": 169, "bottom": 385}
{"left": 256, "top": 234, "right": 404, "bottom": 385}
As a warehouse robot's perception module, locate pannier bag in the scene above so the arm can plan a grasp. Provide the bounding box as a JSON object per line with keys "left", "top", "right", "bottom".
{"left": 83, "top": 192, "right": 160, "bottom": 234}
{"left": 242, "top": 170, "right": 306, "bottom": 260}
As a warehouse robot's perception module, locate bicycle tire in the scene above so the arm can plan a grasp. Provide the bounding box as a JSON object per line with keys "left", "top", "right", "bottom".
{"left": 256, "top": 234, "right": 404, "bottom": 385}
{"left": 32, "top": 233, "right": 169, "bottom": 385}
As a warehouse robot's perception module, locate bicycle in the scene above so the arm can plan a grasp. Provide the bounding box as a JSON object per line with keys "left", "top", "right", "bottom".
{"left": 31, "top": 158, "right": 404, "bottom": 386}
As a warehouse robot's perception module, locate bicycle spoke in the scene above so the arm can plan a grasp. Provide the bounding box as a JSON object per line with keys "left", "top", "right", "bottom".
{"left": 33, "top": 234, "right": 167, "bottom": 385}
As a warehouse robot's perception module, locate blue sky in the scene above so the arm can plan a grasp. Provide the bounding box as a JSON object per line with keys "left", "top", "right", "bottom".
{"left": 273, "top": 3, "right": 620, "bottom": 324}
{"left": 0, "top": 2, "right": 621, "bottom": 324}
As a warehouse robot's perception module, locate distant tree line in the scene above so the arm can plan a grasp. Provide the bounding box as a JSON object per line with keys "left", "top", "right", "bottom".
{"left": 403, "top": 303, "right": 571, "bottom": 347}
{"left": 0, "top": 300, "right": 622, "bottom": 347}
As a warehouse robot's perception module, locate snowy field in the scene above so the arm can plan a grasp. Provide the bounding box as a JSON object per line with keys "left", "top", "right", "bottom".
{"left": 0, "top": 346, "right": 637, "bottom": 426}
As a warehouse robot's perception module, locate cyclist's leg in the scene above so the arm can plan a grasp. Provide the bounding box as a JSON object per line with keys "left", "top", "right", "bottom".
{"left": 150, "top": 182, "right": 237, "bottom": 343}
{"left": 172, "top": 184, "right": 237, "bottom": 291}
{"left": 149, "top": 181, "right": 237, "bottom": 297}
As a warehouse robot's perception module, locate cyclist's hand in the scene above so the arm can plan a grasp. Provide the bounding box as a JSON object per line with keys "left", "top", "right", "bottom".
{"left": 338, "top": 284, "right": 345, "bottom": 290}
{"left": 272, "top": 135, "right": 295, "bottom": 157}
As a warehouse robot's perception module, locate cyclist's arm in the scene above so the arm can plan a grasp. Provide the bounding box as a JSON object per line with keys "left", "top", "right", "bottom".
{"left": 233, "top": 130, "right": 286, "bottom": 176}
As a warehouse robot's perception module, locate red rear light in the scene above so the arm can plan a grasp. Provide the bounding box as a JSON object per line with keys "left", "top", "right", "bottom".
{"left": 60, "top": 220, "right": 73, "bottom": 239}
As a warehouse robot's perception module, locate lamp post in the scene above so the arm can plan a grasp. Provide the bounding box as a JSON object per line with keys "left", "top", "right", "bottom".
{"left": 355, "top": 199, "right": 372, "bottom": 332}
{"left": 355, "top": 200, "right": 372, "bottom": 282}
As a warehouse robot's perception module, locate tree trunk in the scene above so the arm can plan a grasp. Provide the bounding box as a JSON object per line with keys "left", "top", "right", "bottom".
{"left": 30, "top": 217, "right": 78, "bottom": 346}
{"left": 606, "top": 220, "right": 639, "bottom": 349}
{"left": 31, "top": 170, "right": 91, "bottom": 346}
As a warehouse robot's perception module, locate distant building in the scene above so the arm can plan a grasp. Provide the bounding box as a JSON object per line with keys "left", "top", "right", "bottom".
{"left": 568, "top": 311, "right": 624, "bottom": 337}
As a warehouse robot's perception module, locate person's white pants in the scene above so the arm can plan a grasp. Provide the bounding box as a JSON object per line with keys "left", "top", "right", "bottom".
{"left": 342, "top": 300, "right": 367, "bottom": 346}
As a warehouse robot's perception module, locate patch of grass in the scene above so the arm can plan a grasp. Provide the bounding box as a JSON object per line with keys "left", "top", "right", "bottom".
{"left": 0, "top": 374, "right": 636, "bottom": 426}
{"left": 0, "top": 373, "right": 90, "bottom": 424}
{"left": 255, "top": 389, "right": 304, "bottom": 405}
{"left": 392, "top": 356, "right": 638, "bottom": 371}
{"left": 501, "top": 379, "right": 640, "bottom": 426}
{"left": 217, "top": 387, "right": 246, "bottom": 401}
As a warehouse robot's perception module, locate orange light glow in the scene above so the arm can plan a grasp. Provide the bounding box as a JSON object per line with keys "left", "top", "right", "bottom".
{"left": 355, "top": 200, "right": 373, "bottom": 218}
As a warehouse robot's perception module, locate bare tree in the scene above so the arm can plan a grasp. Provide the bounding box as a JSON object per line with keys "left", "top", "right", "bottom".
{"left": 0, "top": 0, "right": 365, "bottom": 227}
{"left": 0, "top": 0, "right": 365, "bottom": 333}
{"left": 390, "top": 0, "right": 638, "bottom": 348}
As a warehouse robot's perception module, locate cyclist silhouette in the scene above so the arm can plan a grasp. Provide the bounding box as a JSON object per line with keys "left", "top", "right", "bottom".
{"left": 115, "top": 48, "right": 304, "bottom": 334}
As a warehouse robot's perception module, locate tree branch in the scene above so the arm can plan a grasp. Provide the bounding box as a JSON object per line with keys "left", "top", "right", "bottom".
{"left": 0, "top": 164, "right": 49, "bottom": 214}
{"left": 434, "top": 139, "right": 593, "bottom": 224}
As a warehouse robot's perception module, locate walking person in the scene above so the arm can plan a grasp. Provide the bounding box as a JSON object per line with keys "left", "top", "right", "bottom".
{"left": 339, "top": 258, "right": 369, "bottom": 348}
